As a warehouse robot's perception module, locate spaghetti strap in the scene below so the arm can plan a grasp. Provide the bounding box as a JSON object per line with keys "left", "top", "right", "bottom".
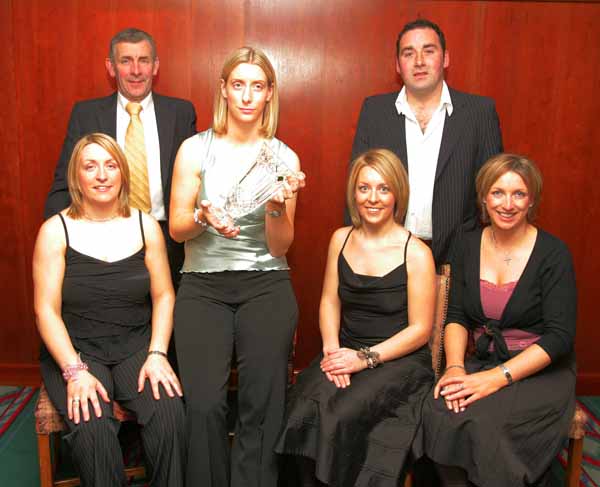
{"left": 57, "top": 213, "right": 70, "bottom": 247}
{"left": 138, "top": 209, "right": 146, "bottom": 248}
{"left": 404, "top": 232, "right": 412, "bottom": 263}
{"left": 340, "top": 227, "right": 354, "bottom": 254}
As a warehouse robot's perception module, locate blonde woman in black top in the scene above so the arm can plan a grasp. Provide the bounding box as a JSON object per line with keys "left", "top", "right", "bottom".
{"left": 33, "top": 133, "right": 185, "bottom": 486}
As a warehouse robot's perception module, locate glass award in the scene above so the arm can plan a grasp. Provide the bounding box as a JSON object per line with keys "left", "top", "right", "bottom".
{"left": 212, "top": 142, "right": 300, "bottom": 225}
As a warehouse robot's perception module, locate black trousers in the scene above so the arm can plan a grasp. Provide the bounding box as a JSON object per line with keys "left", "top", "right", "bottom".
{"left": 175, "top": 271, "right": 298, "bottom": 487}
{"left": 41, "top": 347, "right": 186, "bottom": 487}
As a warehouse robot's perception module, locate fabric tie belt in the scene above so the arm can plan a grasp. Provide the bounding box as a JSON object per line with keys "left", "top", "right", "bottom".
{"left": 473, "top": 320, "right": 540, "bottom": 361}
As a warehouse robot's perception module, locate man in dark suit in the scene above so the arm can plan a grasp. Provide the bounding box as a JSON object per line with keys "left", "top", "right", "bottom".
{"left": 44, "top": 27, "right": 197, "bottom": 284}
{"left": 350, "top": 18, "right": 502, "bottom": 266}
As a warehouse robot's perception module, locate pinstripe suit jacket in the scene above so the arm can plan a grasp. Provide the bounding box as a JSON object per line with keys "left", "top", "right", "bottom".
{"left": 350, "top": 87, "right": 503, "bottom": 266}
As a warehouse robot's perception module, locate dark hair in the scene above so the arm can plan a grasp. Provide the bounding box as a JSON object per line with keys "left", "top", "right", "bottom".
{"left": 109, "top": 28, "right": 156, "bottom": 63}
{"left": 396, "top": 18, "right": 446, "bottom": 58}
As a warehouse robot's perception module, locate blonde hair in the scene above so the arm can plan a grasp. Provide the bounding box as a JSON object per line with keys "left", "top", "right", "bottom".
{"left": 476, "top": 153, "right": 543, "bottom": 224}
{"left": 346, "top": 149, "right": 409, "bottom": 228}
{"left": 66, "top": 133, "right": 131, "bottom": 219}
{"left": 213, "top": 46, "right": 278, "bottom": 138}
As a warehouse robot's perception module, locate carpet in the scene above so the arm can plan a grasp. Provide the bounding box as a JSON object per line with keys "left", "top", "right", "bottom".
{"left": 1, "top": 385, "right": 600, "bottom": 486}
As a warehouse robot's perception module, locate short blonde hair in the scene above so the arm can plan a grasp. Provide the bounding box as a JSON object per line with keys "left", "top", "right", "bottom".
{"left": 66, "top": 133, "right": 131, "bottom": 219}
{"left": 346, "top": 149, "right": 409, "bottom": 228}
{"left": 476, "top": 153, "right": 543, "bottom": 224}
{"left": 213, "top": 46, "right": 278, "bottom": 138}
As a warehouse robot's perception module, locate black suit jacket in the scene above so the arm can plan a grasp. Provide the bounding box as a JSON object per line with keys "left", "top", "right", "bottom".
{"left": 44, "top": 92, "right": 197, "bottom": 281}
{"left": 44, "top": 92, "right": 197, "bottom": 218}
{"left": 350, "top": 87, "right": 503, "bottom": 265}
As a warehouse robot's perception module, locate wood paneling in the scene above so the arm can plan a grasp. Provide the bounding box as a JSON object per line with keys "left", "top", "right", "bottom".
{"left": 2, "top": 0, "right": 600, "bottom": 392}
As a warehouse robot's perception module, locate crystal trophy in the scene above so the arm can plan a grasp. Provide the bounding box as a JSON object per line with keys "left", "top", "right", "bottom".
{"left": 211, "top": 142, "right": 300, "bottom": 225}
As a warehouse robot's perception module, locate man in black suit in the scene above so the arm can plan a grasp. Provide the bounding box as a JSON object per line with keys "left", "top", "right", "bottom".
{"left": 350, "top": 18, "right": 502, "bottom": 266}
{"left": 44, "top": 27, "right": 197, "bottom": 284}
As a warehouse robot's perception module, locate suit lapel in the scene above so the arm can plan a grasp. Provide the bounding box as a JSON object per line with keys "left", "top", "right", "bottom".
{"left": 385, "top": 97, "right": 408, "bottom": 172}
{"left": 97, "top": 93, "right": 118, "bottom": 136}
{"left": 396, "top": 114, "right": 408, "bottom": 172}
{"left": 435, "top": 88, "right": 466, "bottom": 181}
{"left": 153, "top": 94, "right": 175, "bottom": 192}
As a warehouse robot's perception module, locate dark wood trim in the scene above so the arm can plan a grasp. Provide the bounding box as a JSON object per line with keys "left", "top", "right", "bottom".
{"left": 0, "top": 363, "right": 41, "bottom": 386}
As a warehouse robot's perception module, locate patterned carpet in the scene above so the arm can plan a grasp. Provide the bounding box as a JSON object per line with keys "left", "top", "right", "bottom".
{"left": 557, "top": 398, "right": 600, "bottom": 487}
{"left": 1, "top": 385, "right": 600, "bottom": 486}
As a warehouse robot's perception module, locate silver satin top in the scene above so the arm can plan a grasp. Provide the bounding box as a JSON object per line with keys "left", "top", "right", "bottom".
{"left": 182, "top": 129, "right": 294, "bottom": 273}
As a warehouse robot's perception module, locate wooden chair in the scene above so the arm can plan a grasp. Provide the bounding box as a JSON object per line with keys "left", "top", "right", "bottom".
{"left": 422, "top": 264, "right": 587, "bottom": 487}
{"left": 34, "top": 384, "right": 146, "bottom": 487}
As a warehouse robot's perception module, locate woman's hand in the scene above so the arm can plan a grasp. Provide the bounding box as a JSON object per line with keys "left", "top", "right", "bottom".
{"left": 434, "top": 367, "right": 467, "bottom": 413}
{"left": 67, "top": 370, "right": 110, "bottom": 424}
{"left": 320, "top": 347, "right": 367, "bottom": 389}
{"left": 320, "top": 348, "right": 351, "bottom": 389}
{"left": 439, "top": 367, "right": 507, "bottom": 410}
{"left": 138, "top": 354, "right": 183, "bottom": 400}
{"left": 269, "top": 172, "right": 306, "bottom": 204}
{"left": 199, "top": 200, "right": 240, "bottom": 239}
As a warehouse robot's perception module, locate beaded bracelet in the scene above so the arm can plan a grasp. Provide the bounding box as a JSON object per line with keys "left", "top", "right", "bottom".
{"left": 356, "top": 347, "right": 382, "bottom": 369}
{"left": 62, "top": 354, "right": 89, "bottom": 382}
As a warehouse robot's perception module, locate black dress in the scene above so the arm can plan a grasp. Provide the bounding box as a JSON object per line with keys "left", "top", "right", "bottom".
{"left": 275, "top": 230, "right": 433, "bottom": 487}
{"left": 416, "top": 229, "right": 577, "bottom": 487}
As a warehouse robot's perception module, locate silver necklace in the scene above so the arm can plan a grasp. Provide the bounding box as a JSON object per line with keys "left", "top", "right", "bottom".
{"left": 491, "top": 228, "right": 513, "bottom": 266}
{"left": 82, "top": 213, "right": 118, "bottom": 223}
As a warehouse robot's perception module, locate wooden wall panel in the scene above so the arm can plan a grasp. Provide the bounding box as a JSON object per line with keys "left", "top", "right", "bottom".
{"left": 0, "top": 0, "right": 36, "bottom": 369}
{"left": 2, "top": 0, "right": 600, "bottom": 393}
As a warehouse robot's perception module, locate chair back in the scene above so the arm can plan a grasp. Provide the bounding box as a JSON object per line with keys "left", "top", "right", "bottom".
{"left": 429, "top": 264, "right": 451, "bottom": 380}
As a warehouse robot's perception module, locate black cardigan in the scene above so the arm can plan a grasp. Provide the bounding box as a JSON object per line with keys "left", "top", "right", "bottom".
{"left": 448, "top": 228, "right": 576, "bottom": 362}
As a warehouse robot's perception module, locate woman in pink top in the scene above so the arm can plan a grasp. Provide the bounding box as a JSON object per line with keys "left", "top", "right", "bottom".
{"left": 416, "top": 154, "right": 577, "bottom": 487}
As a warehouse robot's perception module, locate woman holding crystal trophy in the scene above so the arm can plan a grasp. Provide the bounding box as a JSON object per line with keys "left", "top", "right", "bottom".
{"left": 169, "top": 46, "right": 305, "bottom": 487}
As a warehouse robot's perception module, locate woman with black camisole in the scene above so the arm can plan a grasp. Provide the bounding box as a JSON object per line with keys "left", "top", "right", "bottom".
{"left": 275, "top": 149, "right": 436, "bottom": 487}
{"left": 33, "top": 133, "right": 185, "bottom": 487}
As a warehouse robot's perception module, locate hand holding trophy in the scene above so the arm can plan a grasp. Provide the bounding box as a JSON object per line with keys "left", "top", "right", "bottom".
{"left": 211, "top": 142, "right": 305, "bottom": 226}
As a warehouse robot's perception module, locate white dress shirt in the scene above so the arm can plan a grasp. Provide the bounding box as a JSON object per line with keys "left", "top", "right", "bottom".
{"left": 117, "top": 92, "right": 166, "bottom": 221}
{"left": 395, "top": 82, "right": 453, "bottom": 239}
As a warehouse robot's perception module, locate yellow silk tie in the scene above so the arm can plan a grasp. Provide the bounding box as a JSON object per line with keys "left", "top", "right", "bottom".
{"left": 125, "top": 102, "right": 151, "bottom": 213}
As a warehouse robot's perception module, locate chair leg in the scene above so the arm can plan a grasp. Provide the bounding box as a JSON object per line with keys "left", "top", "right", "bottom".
{"left": 37, "top": 432, "right": 54, "bottom": 487}
{"left": 566, "top": 437, "right": 583, "bottom": 487}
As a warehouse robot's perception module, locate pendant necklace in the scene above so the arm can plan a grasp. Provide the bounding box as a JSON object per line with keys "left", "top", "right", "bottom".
{"left": 491, "top": 228, "right": 513, "bottom": 266}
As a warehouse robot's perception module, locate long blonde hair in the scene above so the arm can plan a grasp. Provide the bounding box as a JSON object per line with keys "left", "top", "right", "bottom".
{"left": 212, "top": 46, "right": 279, "bottom": 138}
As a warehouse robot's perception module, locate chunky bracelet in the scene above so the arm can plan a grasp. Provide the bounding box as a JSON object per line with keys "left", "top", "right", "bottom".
{"left": 444, "top": 364, "right": 466, "bottom": 373}
{"left": 357, "top": 347, "right": 382, "bottom": 369}
{"left": 62, "top": 354, "right": 89, "bottom": 382}
{"left": 498, "top": 363, "right": 513, "bottom": 385}
{"left": 148, "top": 350, "right": 168, "bottom": 359}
